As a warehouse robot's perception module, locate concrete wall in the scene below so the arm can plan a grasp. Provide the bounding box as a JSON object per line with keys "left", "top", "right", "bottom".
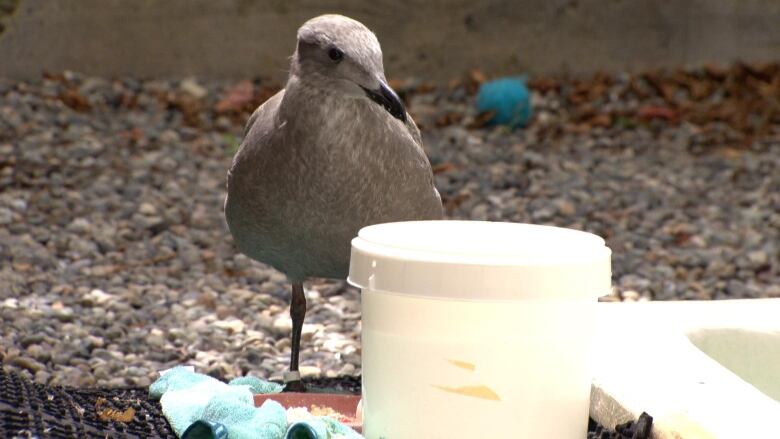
{"left": 1, "top": 0, "right": 780, "bottom": 81}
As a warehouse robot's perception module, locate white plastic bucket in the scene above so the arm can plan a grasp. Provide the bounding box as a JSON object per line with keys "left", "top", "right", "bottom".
{"left": 348, "top": 221, "right": 611, "bottom": 439}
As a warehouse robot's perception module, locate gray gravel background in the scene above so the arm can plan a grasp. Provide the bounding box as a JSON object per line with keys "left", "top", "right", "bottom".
{"left": 1, "top": 65, "right": 778, "bottom": 387}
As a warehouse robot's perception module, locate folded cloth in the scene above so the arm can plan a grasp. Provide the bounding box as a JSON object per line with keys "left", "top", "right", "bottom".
{"left": 149, "top": 366, "right": 363, "bottom": 439}
{"left": 149, "top": 366, "right": 286, "bottom": 439}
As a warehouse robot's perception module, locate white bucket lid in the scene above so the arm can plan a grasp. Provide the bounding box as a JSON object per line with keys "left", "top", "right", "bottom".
{"left": 348, "top": 221, "right": 612, "bottom": 300}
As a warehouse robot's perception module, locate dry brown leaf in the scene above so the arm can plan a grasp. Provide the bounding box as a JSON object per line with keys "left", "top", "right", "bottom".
{"left": 432, "top": 162, "right": 458, "bottom": 174}
{"left": 469, "top": 69, "right": 487, "bottom": 85}
{"left": 387, "top": 78, "right": 406, "bottom": 91}
{"left": 467, "top": 110, "right": 496, "bottom": 129}
{"left": 59, "top": 89, "right": 91, "bottom": 112}
{"left": 528, "top": 77, "right": 559, "bottom": 93}
{"left": 589, "top": 113, "right": 612, "bottom": 128}
{"left": 96, "top": 397, "right": 136, "bottom": 423}
{"left": 435, "top": 111, "right": 463, "bottom": 127}
{"left": 638, "top": 105, "right": 678, "bottom": 122}
{"left": 215, "top": 81, "right": 255, "bottom": 114}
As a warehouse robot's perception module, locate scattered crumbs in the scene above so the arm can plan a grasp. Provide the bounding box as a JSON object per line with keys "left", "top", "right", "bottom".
{"left": 95, "top": 397, "right": 136, "bottom": 423}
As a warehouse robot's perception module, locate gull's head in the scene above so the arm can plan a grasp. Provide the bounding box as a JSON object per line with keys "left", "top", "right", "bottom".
{"left": 292, "top": 14, "right": 406, "bottom": 122}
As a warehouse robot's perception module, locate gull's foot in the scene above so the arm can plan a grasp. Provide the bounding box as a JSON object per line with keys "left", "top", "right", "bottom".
{"left": 283, "top": 370, "right": 306, "bottom": 392}
{"left": 284, "top": 379, "right": 306, "bottom": 393}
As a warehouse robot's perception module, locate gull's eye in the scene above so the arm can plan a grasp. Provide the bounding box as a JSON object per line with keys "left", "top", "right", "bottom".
{"left": 328, "top": 48, "right": 344, "bottom": 63}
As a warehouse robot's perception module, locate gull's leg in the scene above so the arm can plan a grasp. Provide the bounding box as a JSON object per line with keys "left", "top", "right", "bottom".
{"left": 284, "top": 281, "right": 306, "bottom": 392}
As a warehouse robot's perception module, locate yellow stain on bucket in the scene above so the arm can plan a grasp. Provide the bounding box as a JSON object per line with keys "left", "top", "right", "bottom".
{"left": 431, "top": 384, "right": 501, "bottom": 401}
{"left": 447, "top": 359, "right": 476, "bottom": 371}
{"left": 433, "top": 359, "right": 499, "bottom": 400}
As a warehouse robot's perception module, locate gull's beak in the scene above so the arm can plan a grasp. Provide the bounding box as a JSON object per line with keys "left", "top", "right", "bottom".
{"left": 361, "top": 81, "right": 406, "bottom": 123}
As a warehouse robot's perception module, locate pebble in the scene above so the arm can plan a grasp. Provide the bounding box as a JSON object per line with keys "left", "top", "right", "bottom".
{"left": 214, "top": 318, "right": 246, "bottom": 334}
{"left": 138, "top": 202, "right": 158, "bottom": 216}
{"left": 272, "top": 316, "right": 293, "bottom": 333}
{"left": 299, "top": 366, "right": 321, "bottom": 378}
{"left": 746, "top": 250, "right": 768, "bottom": 268}
{"left": 180, "top": 78, "right": 208, "bottom": 99}
{"left": 10, "top": 356, "right": 46, "bottom": 373}
{"left": 0, "top": 207, "right": 13, "bottom": 225}
{"left": 1, "top": 69, "right": 777, "bottom": 389}
{"left": 337, "top": 363, "right": 357, "bottom": 376}
{"left": 621, "top": 290, "right": 640, "bottom": 302}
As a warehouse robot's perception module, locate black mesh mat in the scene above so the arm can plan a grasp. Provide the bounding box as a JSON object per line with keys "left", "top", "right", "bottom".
{"left": 589, "top": 413, "right": 653, "bottom": 439}
{"left": 1, "top": 366, "right": 649, "bottom": 438}
{"left": 1, "top": 366, "right": 176, "bottom": 438}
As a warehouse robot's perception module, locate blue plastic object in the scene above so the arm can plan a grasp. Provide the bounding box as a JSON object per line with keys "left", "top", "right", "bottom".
{"left": 285, "top": 422, "right": 319, "bottom": 439}
{"left": 182, "top": 420, "right": 229, "bottom": 439}
{"left": 475, "top": 77, "right": 533, "bottom": 128}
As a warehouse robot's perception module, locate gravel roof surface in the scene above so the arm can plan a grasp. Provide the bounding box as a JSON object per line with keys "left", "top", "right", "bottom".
{"left": 1, "top": 63, "right": 778, "bottom": 387}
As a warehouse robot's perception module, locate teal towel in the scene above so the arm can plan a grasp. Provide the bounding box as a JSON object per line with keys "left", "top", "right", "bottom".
{"left": 149, "top": 366, "right": 363, "bottom": 439}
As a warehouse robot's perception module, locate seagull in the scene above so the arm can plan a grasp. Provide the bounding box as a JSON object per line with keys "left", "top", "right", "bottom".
{"left": 224, "top": 14, "right": 443, "bottom": 391}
